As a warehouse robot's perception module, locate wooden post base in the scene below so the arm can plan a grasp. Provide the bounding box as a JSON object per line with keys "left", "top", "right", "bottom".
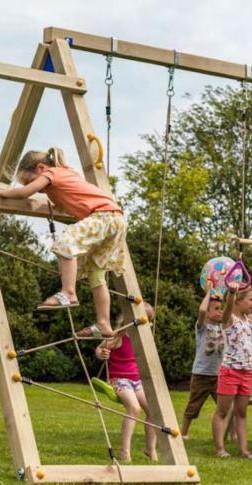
{"left": 27, "top": 464, "right": 200, "bottom": 484}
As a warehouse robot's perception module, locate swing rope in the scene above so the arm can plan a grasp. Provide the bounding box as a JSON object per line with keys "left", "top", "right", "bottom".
{"left": 153, "top": 63, "right": 176, "bottom": 336}
{"left": 240, "top": 70, "right": 249, "bottom": 246}
{"left": 105, "top": 42, "right": 114, "bottom": 176}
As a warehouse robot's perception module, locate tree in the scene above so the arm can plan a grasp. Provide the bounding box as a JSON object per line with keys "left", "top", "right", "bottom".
{"left": 119, "top": 84, "right": 252, "bottom": 381}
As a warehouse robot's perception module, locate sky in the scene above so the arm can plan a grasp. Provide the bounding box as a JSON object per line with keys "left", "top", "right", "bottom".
{"left": 0, "top": 0, "right": 251, "bottom": 246}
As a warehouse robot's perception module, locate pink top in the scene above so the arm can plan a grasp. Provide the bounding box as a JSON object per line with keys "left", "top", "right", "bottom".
{"left": 108, "top": 335, "right": 140, "bottom": 381}
{"left": 42, "top": 166, "right": 123, "bottom": 221}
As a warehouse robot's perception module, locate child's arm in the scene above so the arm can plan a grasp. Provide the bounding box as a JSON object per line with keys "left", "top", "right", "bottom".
{"left": 0, "top": 176, "right": 50, "bottom": 199}
{"left": 222, "top": 282, "right": 239, "bottom": 328}
{"left": 197, "top": 282, "right": 212, "bottom": 327}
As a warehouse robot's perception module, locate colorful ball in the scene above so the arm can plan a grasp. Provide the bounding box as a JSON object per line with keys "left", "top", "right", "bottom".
{"left": 200, "top": 256, "right": 243, "bottom": 298}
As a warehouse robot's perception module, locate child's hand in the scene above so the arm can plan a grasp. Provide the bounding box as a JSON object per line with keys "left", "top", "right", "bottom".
{"left": 228, "top": 281, "right": 239, "bottom": 294}
{"left": 96, "top": 347, "right": 111, "bottom": 360}
{"left": 206, "top": 279, "right": 213, "bottom": 292}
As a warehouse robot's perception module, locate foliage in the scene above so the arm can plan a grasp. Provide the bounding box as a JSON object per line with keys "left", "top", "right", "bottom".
{"left": 2, "top": 85, "right": 252, "bottom": 382}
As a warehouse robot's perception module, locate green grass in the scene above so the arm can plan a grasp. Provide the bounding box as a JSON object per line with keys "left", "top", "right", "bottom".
{"left": 0, "top": 384, "right": 252, "bottom": 484}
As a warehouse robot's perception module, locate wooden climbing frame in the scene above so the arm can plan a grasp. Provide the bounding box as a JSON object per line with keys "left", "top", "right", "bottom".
{"left": 3, "top": 26, "right": 246, "bottom": 484}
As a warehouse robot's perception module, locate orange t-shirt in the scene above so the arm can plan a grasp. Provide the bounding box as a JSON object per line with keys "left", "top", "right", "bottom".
{"left": 41, "top": 167, "right": 123, "bottom": 221}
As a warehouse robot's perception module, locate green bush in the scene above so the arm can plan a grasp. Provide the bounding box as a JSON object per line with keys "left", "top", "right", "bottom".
{"left": 155, "top": 305, "right": 195, "bottom": 382}
{"left": 20, "top": 348, "right": 79, "bottom": 382}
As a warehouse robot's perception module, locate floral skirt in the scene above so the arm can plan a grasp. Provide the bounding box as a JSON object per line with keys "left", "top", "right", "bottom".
{"left": 52, "top": 211, "right": 127, "bottom": 278}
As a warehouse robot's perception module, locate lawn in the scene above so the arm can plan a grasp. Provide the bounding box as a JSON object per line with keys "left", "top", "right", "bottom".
{"left": 0, "top": 384, "right": 252, "bottom": 485}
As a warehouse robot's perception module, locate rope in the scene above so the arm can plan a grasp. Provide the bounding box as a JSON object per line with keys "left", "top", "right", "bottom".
{"left": 0, "top": 249, "right": 141, "bottom": 302}
{"left": 105, "top": 51, "right": 113, "bottom": 176}
{"left": 21, "top": 377, "right": 176, "bottom": 435}
{"left": 153, "top": 65, "right": 175, "bottom": 336}
{"left": 47, "top": 200, "right": 56, "bottom": 242}
{"left": 66, "top": 308, "right": 123, "bottom": 482}
{"left": 240, "top": 71, "right": 248, "bottom": 244}
{"left": 14, "top": 333, "right": 113, "bottom": 357}
{"left": 0, "top": 248, "right": 58, "bottom": 275}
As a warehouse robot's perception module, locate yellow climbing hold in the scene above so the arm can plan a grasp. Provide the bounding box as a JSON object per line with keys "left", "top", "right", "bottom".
{"left": 12, "top": 373, "right": 21, "bottom": 382}
{"left": 36, "top": 469, "right": 45, "bottom": 480}
{"left": 7, "top": 350, "right": 17, "bottom": 359}
{"left": 134, "top": 296, "right": 142, "bottom": 305}
{"left": 187, "top": 468, "right": 195, "bottom": 477}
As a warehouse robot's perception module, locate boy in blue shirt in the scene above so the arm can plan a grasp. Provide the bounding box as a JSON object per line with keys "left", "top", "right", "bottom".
{"left": 181, "top": 283, "right": 224, "bottom": 438}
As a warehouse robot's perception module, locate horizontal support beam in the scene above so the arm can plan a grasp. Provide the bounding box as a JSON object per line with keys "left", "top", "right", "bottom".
{"left": 0, "top": 184, "right": 74, "bottom": 223}
{"left": 44, "top": 27, "right": 250, "bottom": 81}
{"left": 234, "top": 237, "right": 252, "bottom": 246}
{"left": 27, "top": 464, "right": 200, "bottom": 483}
{"left": 0, "top": 60, "right": 86, "bottom": 93}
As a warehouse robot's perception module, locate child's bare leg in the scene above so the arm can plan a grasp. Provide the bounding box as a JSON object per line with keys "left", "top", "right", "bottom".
{"left": 234, "top": 395, "right": 250, "bottom": 456}
{"left": 212, "top": 394, "right": 234, "bottom": 456}
{"left": 117, "top": 389, "right": 141, "bottom": 461}
{"left": 136, "top": 388, "right": 158, "bottom": 461}
{"left": 91, "top": 284, "right": 112, "bottom": 336}
{"left": 43, "top": 256, "right": 78, "bottom": 304}
{"left": 59, "top": 256, "right": 78, "bottom": 299}
{"left": 181, "top": 417, "right": 192, "bottom": 438}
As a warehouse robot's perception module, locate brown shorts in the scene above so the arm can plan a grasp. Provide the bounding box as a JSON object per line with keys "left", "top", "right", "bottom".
{"left": 183, "top": 374, "right": 217, "bottom": 419}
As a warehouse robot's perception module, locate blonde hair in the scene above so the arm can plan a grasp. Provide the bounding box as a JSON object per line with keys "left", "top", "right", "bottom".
{"left": 17, "top": 147, "right": 68, "bottom": 182}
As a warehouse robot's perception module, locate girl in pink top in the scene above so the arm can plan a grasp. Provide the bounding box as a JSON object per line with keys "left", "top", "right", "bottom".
{"left": 96, "top": 305, "right": 157, "bottom": 462}
{"left": 0, "top": 147, "right": 127, "bottom": 337}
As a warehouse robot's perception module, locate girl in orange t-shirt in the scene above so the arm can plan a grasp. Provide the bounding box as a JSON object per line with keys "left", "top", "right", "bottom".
{"left": 0, "top": 147, "right": 127, "bottom": 337}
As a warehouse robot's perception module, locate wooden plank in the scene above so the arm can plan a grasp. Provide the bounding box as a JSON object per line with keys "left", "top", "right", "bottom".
{"left": 0, "top": 60, "right": 86, "bottom": 93}
{"left": 44, "top": 26, "right": 249, "bottom": 81}
{"left": 0, "top": 43, "right": 47, "bottom": 183}
{"left": 0, "top": 292, "right": 40, "bottom": 471}
{"left": 0, "top": 183, "right": 74, "bottom": 222}
{"left": 49, "top": 39, "right": 189, "bottom": 466}
{"left": 27, "top": 464, "right": 200, "bottom": 483}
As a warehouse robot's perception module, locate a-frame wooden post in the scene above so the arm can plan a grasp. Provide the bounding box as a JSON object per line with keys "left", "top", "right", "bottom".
{"left": 0, "top": 43, "right": 48, "bottom": 183}
{"left": 0, "top": 36, "right": 200, "bottom": 484}
{"left": 0, "top": 292, "right": 40, "bottom": 474}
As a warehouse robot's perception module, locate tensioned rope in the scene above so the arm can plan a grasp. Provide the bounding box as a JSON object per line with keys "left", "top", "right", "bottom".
{"left": 16, "top": 376, "right": 178, "bottom": 436}
{"left": 105, "top": 51, "right": 113, "bottom": 176}
{"left": 240, "top": 69, "right": 249, "bottom": 243}
{"left": 0, "top": 247, "right": 142, "bottom": 303}
{"left": 153, "top": 61, "right": 176, "bottom": 336}
{"left": 11, "top": 305, "right": 178, "bottom": 480}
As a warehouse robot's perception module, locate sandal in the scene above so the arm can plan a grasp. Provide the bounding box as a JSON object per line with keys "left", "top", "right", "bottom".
{"left": 76, "top": 324, "right": 113, "bottom": 338}
{"left": 216, "top": 450, "right": 231, "bottom": 458}
{"left": 37, "top": 292, "right": 79, "bottom": 311}
{"left": 144, "top": 450, "right": 158, "bottom": 462}
{"left": 240, "top": 452, "right": 252, "bottom": 459}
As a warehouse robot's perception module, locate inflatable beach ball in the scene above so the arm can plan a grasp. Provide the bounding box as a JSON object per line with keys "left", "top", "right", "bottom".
{"left": 200, "top": 256, "right": 243, "bottom": 299}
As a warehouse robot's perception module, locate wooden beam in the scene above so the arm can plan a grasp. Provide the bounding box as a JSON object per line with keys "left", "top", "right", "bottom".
{"left": 0, "top": 43, "right": 47, "bottom": 183}
{"left": 0, "top": 292, "right": 40, "bottom": 471}
{"left": 27, "top": 464, "right": 200, "bottom": 483}
{"left": 0, "top": 60, "right": 86, "bottom": 93}
{"left": 49, "top": 38, "right": 189, "bottom": 467}
{"left": 0, "top": 183, "right": 74, "bottom": 222}
{"left": 44, "top": 26, "right": 249, "bottom": 81}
